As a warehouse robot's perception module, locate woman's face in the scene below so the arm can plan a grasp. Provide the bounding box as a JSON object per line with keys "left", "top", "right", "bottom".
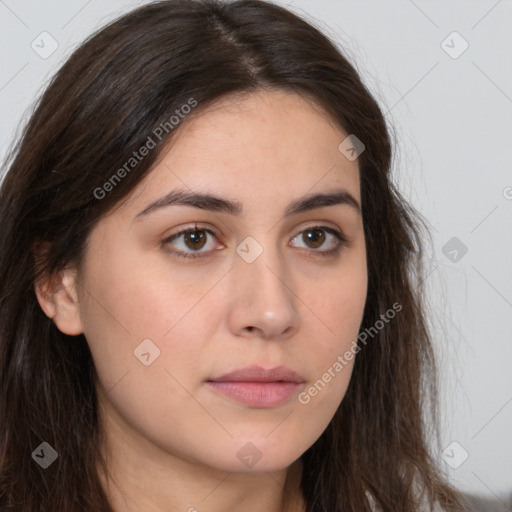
{"left": 63, "top": 89, "right": 367, "bottom": 473}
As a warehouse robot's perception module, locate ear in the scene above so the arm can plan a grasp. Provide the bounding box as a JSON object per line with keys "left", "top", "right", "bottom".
{"left": 33, "top": 242, "right": 84, "bottom": 336}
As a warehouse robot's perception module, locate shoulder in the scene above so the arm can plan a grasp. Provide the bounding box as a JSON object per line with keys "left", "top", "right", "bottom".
{"left": 460, "top": 492, "right": 511, "bottom": 512}
{"left": 366, "top": 489, "right": 511, "bottom": 511}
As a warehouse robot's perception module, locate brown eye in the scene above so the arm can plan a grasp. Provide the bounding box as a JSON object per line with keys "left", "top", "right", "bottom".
{"left": 183, "top": 229, "right": 207, "bottom": 250}
{"left": 290, "top": 225, "right": 348, "bottom": 258}
{"left": 163, "top": 226, "right": 218, "bottom": 258}
{"left": 302, "top": 228, "right": 325, "bottom": 249}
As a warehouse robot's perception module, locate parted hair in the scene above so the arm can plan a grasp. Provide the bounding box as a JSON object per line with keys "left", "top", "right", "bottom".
{"left": 0, "top": 1, "right": 466, "bottom": 510}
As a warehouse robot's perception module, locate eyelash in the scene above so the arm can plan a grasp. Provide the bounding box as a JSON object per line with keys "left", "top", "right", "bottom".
{"left": 161, "top": 223, "right": 350, "bottom": 260}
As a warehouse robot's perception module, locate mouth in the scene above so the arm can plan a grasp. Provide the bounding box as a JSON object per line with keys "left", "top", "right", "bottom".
{"left": 206, "top": 365, "right": 306, "bottom": 408}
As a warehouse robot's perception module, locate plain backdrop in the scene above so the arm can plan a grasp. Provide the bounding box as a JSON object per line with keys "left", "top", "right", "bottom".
{"left": 1, "top": 0, "right": 511, "bottom": 502}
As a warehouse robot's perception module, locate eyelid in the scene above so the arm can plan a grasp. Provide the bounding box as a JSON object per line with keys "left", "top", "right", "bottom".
{"left": 162, "top": 222, "right": 350, "bottom": 259}
{"left": 291, "top": 221, "right": 349, "bottom": 242}
{"left": 288, "top": 223, "right": 350, "bottom": 256}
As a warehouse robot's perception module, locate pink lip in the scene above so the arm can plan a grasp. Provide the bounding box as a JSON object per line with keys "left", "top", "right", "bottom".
{"left": 206, "top": 365, "right": 305, "bottom": 408}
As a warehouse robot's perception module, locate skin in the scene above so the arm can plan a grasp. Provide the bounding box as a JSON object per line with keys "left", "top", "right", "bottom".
{"left": 35, "top": 88, "right": 367, "bottom": 512}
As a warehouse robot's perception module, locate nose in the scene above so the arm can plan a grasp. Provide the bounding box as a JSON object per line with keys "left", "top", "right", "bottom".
{"left": 226, "top": 242, "right": 299, "bottom": 340}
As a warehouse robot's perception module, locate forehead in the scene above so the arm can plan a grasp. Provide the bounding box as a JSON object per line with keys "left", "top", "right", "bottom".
{"left": 119, "top": 89, "right": 361, "bottom": 217}
{"left": 168, "top": 89, "right": 349, "bottom": 163}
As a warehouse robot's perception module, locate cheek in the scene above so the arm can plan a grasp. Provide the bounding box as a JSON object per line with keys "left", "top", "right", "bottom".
{"left": 298, "top": 258, "right": 366, "bottom": 409}
{"left": 307, "top": 261, "right": 367, "bottom": 356}
{"left": 78, "top": 248, "right": 228, "bottom": 395}
{"left": 78, "top": 259, "right": 221, "bottom": 452}
{"left": 81, "top": 233, "right": 221, "bottom": 335}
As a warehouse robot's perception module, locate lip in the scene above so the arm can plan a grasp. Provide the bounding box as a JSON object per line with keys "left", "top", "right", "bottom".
{"left": 206, "top": 365, "right": 305, "bottom": 408}
{"left": 209, "top": 365, "right": 305, "bottom": 383}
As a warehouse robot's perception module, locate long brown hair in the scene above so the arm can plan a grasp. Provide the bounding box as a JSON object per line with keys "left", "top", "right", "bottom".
{"left": 0, "top": 1, "right": 466, "bottom": 510}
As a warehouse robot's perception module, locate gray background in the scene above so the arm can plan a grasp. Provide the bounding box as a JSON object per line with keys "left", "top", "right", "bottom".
{"left": 1, "top": 0, "right": 511, "bottom": 502}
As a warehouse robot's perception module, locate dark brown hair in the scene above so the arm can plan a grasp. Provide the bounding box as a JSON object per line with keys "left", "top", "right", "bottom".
{"left": 0, "top": 0, "right": 466, "bottom": 510}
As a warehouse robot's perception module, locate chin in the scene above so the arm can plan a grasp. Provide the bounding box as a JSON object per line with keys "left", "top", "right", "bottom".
{"left": 221, "top": 437, "right": 305, "bottom": 474}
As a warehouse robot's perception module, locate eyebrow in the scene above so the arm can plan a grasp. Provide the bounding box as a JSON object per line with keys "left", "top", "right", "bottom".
{"left": 133, "top": 187, "right": 361, "bottom": 221}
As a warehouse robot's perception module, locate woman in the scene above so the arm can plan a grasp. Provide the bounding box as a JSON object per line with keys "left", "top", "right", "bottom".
{"left": 0, "top": 0, "right": 496, "bottom": 510}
